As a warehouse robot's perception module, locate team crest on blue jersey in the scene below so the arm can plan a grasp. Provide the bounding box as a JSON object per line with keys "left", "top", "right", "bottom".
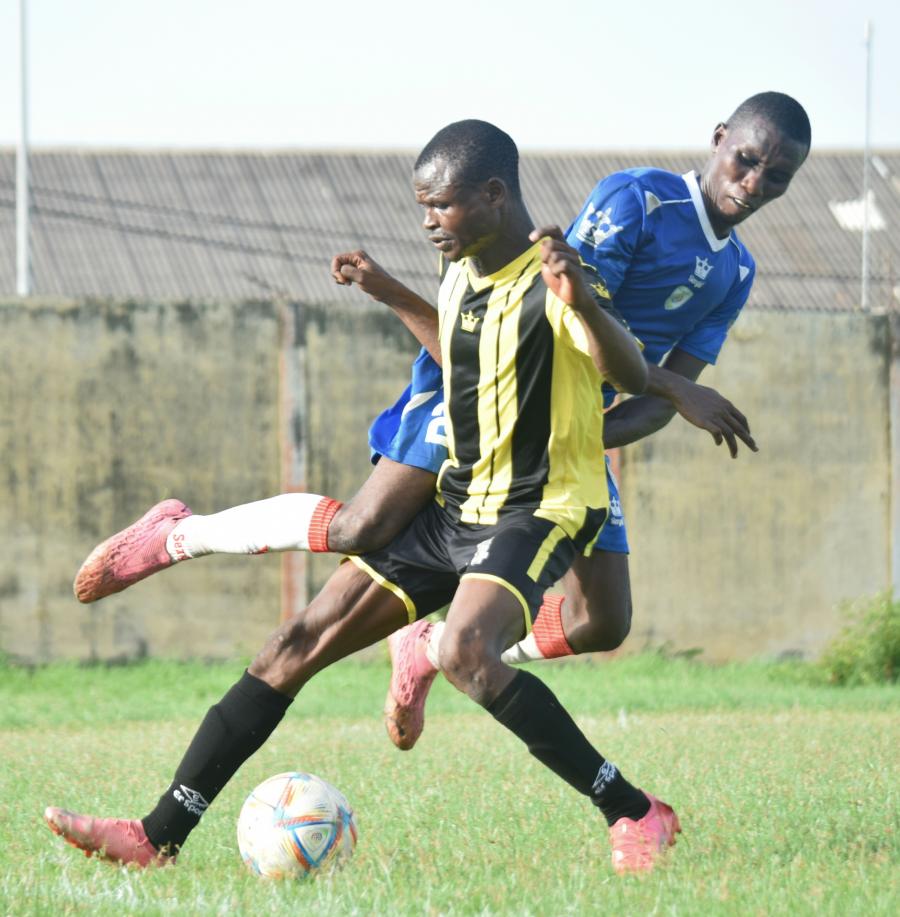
{"left": 694, "top": 256, "right": 713, "bottom": 280}
{"left": 575, "top": 202, "right": 624, "bottom": 249}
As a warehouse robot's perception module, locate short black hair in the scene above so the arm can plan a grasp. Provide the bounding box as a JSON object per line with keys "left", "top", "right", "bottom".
{"left": 414, "top": 120, "right": 521, "bottom": 195}
{"left": 727, "top": 92, "right": 812, "bottom": 153}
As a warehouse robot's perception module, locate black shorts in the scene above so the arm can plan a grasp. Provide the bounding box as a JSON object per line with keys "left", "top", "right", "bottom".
{"left": 349, "top": 499, "right": 605, "bottom": 633}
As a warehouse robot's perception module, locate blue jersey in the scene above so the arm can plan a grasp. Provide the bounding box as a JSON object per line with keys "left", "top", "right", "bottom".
{"left": 567, "top": 168, "right": 755, "bottom": 378}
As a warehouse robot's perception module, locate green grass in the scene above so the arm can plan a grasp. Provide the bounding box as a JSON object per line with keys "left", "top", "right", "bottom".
{"left": 1, "top": 655, "right": 898, "bottom": 915}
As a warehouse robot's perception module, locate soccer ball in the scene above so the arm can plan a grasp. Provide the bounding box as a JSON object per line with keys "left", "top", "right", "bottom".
{"left": 237, "top": 772, "right": 358, "bottom": 879}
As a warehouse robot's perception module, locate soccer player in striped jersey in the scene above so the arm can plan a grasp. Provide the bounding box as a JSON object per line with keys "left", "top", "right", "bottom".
{"left": 47, "top": 121, "right": 679, "bottom": 875}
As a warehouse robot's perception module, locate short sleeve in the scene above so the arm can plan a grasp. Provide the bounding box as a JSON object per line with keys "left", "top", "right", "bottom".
{"left": 676, "top": 258, "right": 756, "bottom": 364}
{"left": 550, "top": 266, "right": 638, "bottom": 358}
{"left": 565, "top": 176, "right": 645, "bottom": 296}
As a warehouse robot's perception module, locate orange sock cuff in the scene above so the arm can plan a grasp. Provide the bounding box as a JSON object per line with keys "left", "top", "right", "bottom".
{"left": 532, "top": 594, "right": 575, "bottom": 659}
{"left": 308, "top": 498, "right": 343, "bottom": 553}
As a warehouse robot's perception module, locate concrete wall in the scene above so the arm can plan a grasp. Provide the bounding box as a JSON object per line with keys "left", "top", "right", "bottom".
{"left": 621, "top": 310, "right": 894, "bottom": 660}
{"left": 1, "top": 300, "right": 894, "bottom": 662}
{"left": 0, "top": 299, "right": 285, "bottom": 662}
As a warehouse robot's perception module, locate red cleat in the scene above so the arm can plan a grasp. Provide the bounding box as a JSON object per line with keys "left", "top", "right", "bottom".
{"left": 384, "top": 619, "right": 439, "bottom": 750}
{"left": 609, "top": 792, "right": 681, "bottom": 875}
{"left": 44, "top": 807, "right": 175, "bottom": 867}
{"left": 73, "top": 499, "right": 192, "bottom": 603}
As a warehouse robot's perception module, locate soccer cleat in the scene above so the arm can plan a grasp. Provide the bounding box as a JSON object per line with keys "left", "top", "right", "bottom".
{"left": 384, "top": 619, "right": 439, "bottom": 750}
{"left": 44, "top": 807, "right": 175, "bottom": 867}
{"left": 73, "top": 499, "right": 193, "bottom": 603}
{"left": 609, "top": 792, "right": 681, "bottom": 875}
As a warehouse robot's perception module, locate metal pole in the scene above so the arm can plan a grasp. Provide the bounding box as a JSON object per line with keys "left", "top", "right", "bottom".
{"left": 861, "top": 19, "right": 872, "bottom": 312}
{"left": 16, "top": 0, "right": 31, "bottom": 297}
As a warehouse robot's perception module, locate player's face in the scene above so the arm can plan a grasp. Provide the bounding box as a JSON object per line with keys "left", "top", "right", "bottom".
{"left": 413, "top": 159, "right": 501, "bottom": 262}
{"left": 700, "top": 119, "right": 807, "bottom": 237}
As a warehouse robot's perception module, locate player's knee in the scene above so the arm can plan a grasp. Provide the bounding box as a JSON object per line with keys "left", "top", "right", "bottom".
{"left": 438, "top": 630, "right": 496, "bottom": 707}
{"left": 327, "top": 505, "right": 390, "bottom": 555}
{"left": 249, "top": 615, "right": 316, "bottom": 694}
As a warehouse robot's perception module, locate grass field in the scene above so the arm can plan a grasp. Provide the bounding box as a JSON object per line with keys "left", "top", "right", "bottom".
{"left": 1, "top": 654, "right": 897, "bottom": 916}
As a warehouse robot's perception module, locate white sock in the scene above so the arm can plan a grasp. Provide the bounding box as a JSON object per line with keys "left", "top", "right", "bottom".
{"left": 165, "top": 493, "right": 333, "bottom": 560}
{"left": 425, "top": 620, "right": 444, "bottom": 670}
{"left": 500, "top": 633, "right": 546, "bottom": 665}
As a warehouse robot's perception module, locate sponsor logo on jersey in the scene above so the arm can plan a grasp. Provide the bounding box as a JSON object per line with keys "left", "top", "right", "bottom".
{"left": 460, "top": 310, "right": 480, "bottom": 333}
{"left": 575, "top": 203, "right": 624, "bottom": 249}
{"left": 174, "top": 784, "right": 209, "bottom": 817}
{"left": 664, "top": 285, "right": 694, "bottom": 311}
{"left": 470, "top": 538, "right": 493, "bottom": 566}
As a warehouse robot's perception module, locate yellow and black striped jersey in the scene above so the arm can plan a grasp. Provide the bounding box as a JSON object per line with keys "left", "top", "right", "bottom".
{"left": 435, "top": 240, "right": 629, "bottom": 543}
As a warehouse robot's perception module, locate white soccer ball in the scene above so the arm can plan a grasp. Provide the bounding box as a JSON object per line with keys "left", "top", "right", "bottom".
{"left": 237, "top": 771, "right": 358, "bottom": 879}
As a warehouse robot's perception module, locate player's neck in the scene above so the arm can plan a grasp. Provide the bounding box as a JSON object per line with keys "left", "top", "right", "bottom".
{"left": 697, "top": 170, "right": 733, "bottom": 240}
{"left": 468, "top": 205, "right": 535, "bottom": 277}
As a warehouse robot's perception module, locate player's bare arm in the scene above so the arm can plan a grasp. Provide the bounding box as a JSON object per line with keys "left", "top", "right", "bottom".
{"left": 531, "top": 226, "right": 647, "bottom": 396}
{"left": 331, "top": 250, "right": 440, "bottom": 363}
{"left": 602, "top": 349, "right": 757, "bottom": 458}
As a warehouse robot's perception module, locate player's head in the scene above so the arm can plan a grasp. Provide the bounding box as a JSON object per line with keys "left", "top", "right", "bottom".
{"left": 413, "top": 120, "right": 523, "bottom": 262}
{"left": 701, "top": 91, "right": 811, "bottom": 235}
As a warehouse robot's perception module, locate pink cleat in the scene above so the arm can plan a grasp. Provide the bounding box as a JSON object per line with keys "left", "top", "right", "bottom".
{"left": 73, "top": 499, "right": 192, "bottom": 603}
{"left": 609, "top": 792, "right": 681, "bottom": 875}
{"left": 44, "top": 807, "right": 175, "bottom": 867}
{"left": 384, "top": 619, "right": 439, "bottom": 750}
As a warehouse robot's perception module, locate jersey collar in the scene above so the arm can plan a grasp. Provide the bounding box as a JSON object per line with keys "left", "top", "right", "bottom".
{"left": 464, "top": 240, "right": 542, "bottom": 292}
{"left": 682, "top": 171, "right": 731, "bottom": 253}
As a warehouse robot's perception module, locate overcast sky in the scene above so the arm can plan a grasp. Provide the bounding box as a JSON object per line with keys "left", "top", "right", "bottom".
{"left": 0, "top": 0, "right": 897, "bottom": 152}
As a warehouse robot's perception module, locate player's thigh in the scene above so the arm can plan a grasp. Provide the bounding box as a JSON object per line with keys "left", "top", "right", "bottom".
{"left": 336, "top": 457, "right": 437, "bottom": 551}
{"left": 561, "top": 548, "right": 632, "bottom": 623}
{"left": 251, "top": 561, "right": 409, "bottom": 694}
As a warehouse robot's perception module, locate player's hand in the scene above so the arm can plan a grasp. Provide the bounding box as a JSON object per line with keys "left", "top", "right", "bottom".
{"left": 670, "top": 379, "right": 758, "bottom": 458}
{"left": 529, "top": 226, "right": 588, "bottom": 307}
{"left": 330, "top": 250, "right": 402, "bottom": 303}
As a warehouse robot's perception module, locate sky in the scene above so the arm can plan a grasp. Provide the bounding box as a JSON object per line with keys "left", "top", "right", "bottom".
{"left": 0, "top": 0, "right": 897, "bottom": 152}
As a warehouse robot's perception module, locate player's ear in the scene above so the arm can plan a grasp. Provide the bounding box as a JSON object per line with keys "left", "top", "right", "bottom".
{"left": 484, "top": 177, "right": 507, "bottom": 208}
{"left": 711, "top": 122, "right": 727, "bottom": 152}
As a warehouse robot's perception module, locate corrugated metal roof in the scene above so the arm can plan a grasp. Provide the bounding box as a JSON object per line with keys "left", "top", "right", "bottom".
{"left": 1, "top": 148, "right": 898, "bottom": 311}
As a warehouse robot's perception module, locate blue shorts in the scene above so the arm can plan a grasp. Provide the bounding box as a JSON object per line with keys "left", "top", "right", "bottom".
{"left": 368, "top": 348, "right": 629, "bottom": 554}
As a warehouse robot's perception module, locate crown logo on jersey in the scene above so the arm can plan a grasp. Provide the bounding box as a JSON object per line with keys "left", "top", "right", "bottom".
{"left": 460, "top": 310, "right": 480, "bottom": 333}
{"left": 694, "top": 256, "right": 714, "bottom": 280}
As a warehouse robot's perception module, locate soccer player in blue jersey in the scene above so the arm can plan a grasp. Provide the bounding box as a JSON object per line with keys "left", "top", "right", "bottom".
{"left": 71, "top": 92, "right": 810, "bottom": 743}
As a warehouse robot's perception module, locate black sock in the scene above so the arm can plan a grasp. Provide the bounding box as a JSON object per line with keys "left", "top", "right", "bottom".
{"left": 485, "top": 670, "right": 649, "bottom": 826}
{"left": 141, "top": 670, "right": 292, "bottom": 853}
